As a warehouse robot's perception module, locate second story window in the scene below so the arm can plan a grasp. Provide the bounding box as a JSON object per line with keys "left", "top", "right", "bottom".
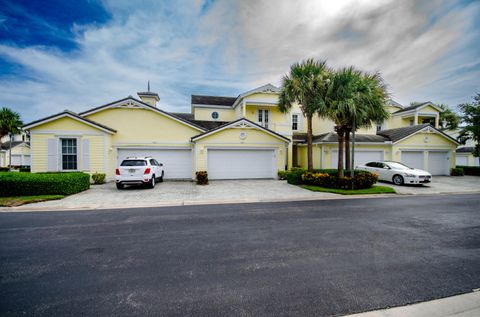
{"left": 376, "top": 121, "right": 383, "bottom": 132}
{"left": 292, "top": 114, "right": 299, "bottom": 131}
{"left": 258, "top": 109, "right": 269, "bottom": 128}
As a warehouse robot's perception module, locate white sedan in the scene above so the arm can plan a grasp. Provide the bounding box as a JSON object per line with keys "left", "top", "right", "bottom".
{"left": 356, "top": 161, "right": 432, "bottom": 185}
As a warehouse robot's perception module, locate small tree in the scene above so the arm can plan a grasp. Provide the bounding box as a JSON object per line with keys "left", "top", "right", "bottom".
{"left": 438, "top": 104, "right": 459, "bottom": 130}
{"left": 458, "top": 93, "right": 480, "bottom": 165}
{"left": 0, "top": 107, "right": 24, "bottom": 167}
{"left": 279, "top": 59, "right": 330, "bottom": 171}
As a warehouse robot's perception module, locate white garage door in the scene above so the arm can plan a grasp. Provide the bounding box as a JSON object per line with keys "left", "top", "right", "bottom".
{"left": 23, "top": 155, "right": 31, "bottom": 166}
{"left": 11, "top": 154, "right": 22, "bottom": 166}
{"left": 118, "top": 148, "right": 192, "bottom": 179}
{"left": 207, "top": 149, "right": 275, "bottom": 179}
{"left": 331, "top": 150, "right": 384, "bottom": 168}
{"left": 428, "top": 151, "right": 449, "bottom": 175}
{"left": 401, "top": 151, "right": 424, "bottom": 169}
{"left": 456, "top": 155, "right": 468, "bottom": 166}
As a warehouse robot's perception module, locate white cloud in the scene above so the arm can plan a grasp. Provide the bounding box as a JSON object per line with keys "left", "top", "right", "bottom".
{"left": 0, "top": 0, "right": 478, "bottom": 122}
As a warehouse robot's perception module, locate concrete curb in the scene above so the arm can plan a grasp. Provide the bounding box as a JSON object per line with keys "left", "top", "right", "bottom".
{"left": 1, "top": 191, "right": 479, "bottom": 213}
{"left": 343, "top": 290, "right": 480, "bottom": 317}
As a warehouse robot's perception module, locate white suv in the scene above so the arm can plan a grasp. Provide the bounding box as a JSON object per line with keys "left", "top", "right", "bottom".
{"left": 115, "top": 157, "right": 164, "bottom": 189}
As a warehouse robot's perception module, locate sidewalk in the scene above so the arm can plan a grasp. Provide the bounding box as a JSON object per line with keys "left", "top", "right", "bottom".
{"left": 344, "top": 291, "right": 480, "bottom": 317}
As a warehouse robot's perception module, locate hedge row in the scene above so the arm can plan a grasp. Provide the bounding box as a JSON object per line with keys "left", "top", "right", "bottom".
{"left": 282, "top": 168, "right": 378, "bottom": 189}
{"left": 456, "top": 165, "right": 480, "bottom": 176}
{"left": 0, "top": 172, "right": 90, "bottom": 197}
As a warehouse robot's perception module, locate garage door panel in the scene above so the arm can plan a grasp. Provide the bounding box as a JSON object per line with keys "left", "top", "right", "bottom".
{"left": 118, "top": 148, "right": 192, "bottom": 179}
{"left": 401, "top": 151, "right": 424, "bottom": 170}
{"left": 208, "top": 149, "right": 275, "bottom": 179}
{"left": 428, "top": 151, "right": 449, "bottom": 175}
{"left": 11, "top": 155, "right": 22, "bottom": 166}
{"left": 331, "top": 150, "right": 383, "bottom": 168}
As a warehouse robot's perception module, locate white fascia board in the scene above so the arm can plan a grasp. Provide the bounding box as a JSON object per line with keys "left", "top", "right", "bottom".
{"left": 24, "top": 113, "right": 115, "bottom": 134}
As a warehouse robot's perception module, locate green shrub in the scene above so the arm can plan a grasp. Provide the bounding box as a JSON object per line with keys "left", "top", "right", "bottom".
{"left": 0, "top": 172, "right": 90, "bottom": 197}
{"left": 0, "top": 167, "right": 10, "bottom": 172}
{"left": 301, "top": 170, "right": 378, "bottom": 189}
{"left": 456, "top": 165, "right": 480, "bottom": 176}
{"left": 285, "top": 167, "right": 306, "bottom": 185}
{"left": 196, "top": 171, "right": 208, "bottom": 185}
{"left": 277, "top": 170, "right": 287, "bottom": 180}
{"left": 91, "top": 172, "right": 106, "bottom": 184}
{"left": 450, "top": 167, "right": 464, "bottom": 176}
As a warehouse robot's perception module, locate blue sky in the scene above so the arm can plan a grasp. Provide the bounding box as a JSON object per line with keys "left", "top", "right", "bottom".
{"left": 0, "top": 0, "right": 479, "bottom": 122}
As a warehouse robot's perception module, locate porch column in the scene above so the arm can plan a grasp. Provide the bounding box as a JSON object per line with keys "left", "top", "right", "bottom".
{"left": 414, "top": 113, "right": 418, "bottom": 125}
{"left": 242, "top": 100, "right": 246, "bottom": 118}
{"left": 287, "top": 142, "right": 293, "bottom": 169}
{"left": 435, "top": 114, "right": 439, "bottom": 128}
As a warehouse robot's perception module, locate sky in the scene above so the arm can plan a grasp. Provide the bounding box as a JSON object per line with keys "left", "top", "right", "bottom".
{"left": 0, "top": 0, "right": 479, "bottom": 122}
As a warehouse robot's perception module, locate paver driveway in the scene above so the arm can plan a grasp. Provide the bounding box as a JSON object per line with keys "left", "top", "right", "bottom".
{"left": 18, "top": 180, "right": 338, "bottom": 210}
{"left": 386, "top": 176, "right": 480, "bottom": 195}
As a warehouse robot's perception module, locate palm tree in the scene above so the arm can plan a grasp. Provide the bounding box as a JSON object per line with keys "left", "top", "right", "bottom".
{"left": 325, "top": 68, "right": 389, "bottom": 177}
{"left": 0, "top": 107, "right": 23, "bottom": 167}
{"left": 279, "top": 59, "right": 330, "bottom": 171}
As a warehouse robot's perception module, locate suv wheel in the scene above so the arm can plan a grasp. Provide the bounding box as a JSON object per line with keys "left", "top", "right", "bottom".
{"left": 116, "top": 183, "right": 124, "bottom": 190}
{"left": 159, "top": 171, "right": 164, "bottom": 183}
{"left": 149, "top": 175, "right": 156, "bottom": 188}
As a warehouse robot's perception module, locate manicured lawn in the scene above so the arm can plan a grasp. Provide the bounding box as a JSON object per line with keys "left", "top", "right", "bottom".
{"left": 301, "top": 185, "right": 396, "bottom": 195}
{"left": 0, "top": 195, "right": 65, "bottom": 207}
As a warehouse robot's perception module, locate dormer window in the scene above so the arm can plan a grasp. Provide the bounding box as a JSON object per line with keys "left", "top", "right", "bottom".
{"left": 258, "top": 109, "right": 269, "bottom": 129}
{"left": 212, "top": 111, "right": 219, "bottom": 119}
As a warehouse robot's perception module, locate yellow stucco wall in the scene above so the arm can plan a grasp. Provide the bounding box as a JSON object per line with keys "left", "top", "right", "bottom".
{"left": 193, "top": 107, "right": 236, "bottom": 121}
{"left": 194, "top": 127, "right": 288, "bottom": 172}
{"left": 392, "top": 131, "right": 457, "bottom": 169}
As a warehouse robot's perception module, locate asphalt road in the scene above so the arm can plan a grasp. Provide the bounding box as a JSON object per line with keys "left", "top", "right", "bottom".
{"left": 1, "top": 194, "right": 479, "bottom": 317}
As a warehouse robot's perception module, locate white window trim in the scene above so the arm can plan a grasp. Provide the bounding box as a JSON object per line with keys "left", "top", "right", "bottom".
{"left": 59, "top": 137, "right": 80, "bottom": 172}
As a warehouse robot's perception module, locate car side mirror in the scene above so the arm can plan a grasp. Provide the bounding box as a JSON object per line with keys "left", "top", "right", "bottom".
{"left": 384, "top": 166, "right": 390, "bottom": 169}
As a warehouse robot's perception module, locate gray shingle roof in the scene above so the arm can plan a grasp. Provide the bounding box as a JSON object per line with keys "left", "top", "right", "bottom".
{"left": 456, "top": 147, "right": 474, "bottom": 153}
{"left": 1, "top": 141, "right": 28, "bottom": 150}
{"left": 393, "top": 102, "right": 430, "bottom": 114}
{"left": 191, "top": 95, "right": 236, "bottom": 107}
{"left": 170, "top": 112, "right": 194, "bottom": 121}
{"left": 377, "top": 124, "right": 430, "bottom": 142}
{"left": 294, "top": 132, "right": 389, "bottom": 143}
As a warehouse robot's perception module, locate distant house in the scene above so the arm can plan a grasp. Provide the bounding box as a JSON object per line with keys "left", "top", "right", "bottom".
{"left": 0, "top": 132, "right": 31, "bottom": 167}
{"left": 445, "top": 128, "right": 479, "bottom": 167}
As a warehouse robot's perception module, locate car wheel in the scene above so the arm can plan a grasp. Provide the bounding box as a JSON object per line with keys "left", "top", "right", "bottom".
{"left": 159, "top": 171, "right": 164, "bottom": 183}
{"left": 149, "top": 175, "right": 156, "bottom": 188}
{"left": 116, "top": 183, "right": 124, "bottom": 190}
{"left": 393, "top": 175, "right": 404, "bottom": 185}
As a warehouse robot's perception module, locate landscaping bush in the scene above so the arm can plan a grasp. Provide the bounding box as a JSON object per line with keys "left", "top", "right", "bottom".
{"left": 0, "top": 167, "right": 10, "bottom": 172}
{"left": 450, "top": 167, "right": 464, "bottom": 176}
{"left": 0, "top": 172, "right": 90, "bottom": 197}
{"left": 456, "top": 165, "right": 480, "bottom": 176}
{"left": 91, "top": 172, "right": 106, "bottom": 184}
{"left": 277, "top": 170, "right": 287, "bottom": 180}
{"left": 196, "top": 171, "right": 208, "bottom": 185}
{"left": 285, "top": 167, "right": 306, "bottom": 185}
{"left": 301, "top": 170, "right": 378, "bottom": 189}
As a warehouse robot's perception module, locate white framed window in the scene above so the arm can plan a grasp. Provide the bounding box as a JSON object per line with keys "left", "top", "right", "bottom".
{"left": 212, "top": 111, "right": 219, "bottom": 119}
{"left": 61, "top": 138, "right": 78, "bottom": 170}
{"left": 292, "top": 114, "right": 299, "bottom": 131}
{"left": 258, "top": 109, "right": 269, "bottom": 128}
{"left": 376, "top": 121, "right": 384, "bottom": 131}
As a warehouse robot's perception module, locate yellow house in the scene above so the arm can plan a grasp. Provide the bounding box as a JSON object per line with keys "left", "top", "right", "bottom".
{"left": 23, "top": 84, "right": 459, "bottom": 179}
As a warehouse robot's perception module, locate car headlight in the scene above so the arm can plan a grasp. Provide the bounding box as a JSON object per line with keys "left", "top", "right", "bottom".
{"left": 404, "top": 173, "right": 416, "bottom": 177}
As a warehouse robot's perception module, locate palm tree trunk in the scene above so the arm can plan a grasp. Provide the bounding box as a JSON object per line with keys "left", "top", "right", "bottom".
{"left": 307, "top": 114, "right": 313, "bottom": 172}
{"left": 336, "top": 126, "right": 344, "bottom": 178}
{"left": 345, "top": 128, "right": 351, "bottom": 172}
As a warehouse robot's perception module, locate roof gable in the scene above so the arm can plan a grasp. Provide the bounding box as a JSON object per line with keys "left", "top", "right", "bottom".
{"left": 232, "top": 84, "right": 280, "bottom": 108}
{"left": 23, "top": 111, "right": 117, "bottom": 134}
{"left": 377, "top": 124, "right": 459, "bottom": 144}
{"left": 393, "top": 102, "right": 442, "bottom": 115}
{"left": 191, "top": 118, "right": 290, "bottom": 143}
{"left": 80, "top": 97, "right": 206, "bottom": 132}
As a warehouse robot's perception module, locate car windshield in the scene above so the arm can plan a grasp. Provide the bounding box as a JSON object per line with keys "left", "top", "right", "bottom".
{"left": 121, "top": 160, "right": 147, "bottom": 166}
{"left": 387, "top": 162, "right": 412, "bottom": 170}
